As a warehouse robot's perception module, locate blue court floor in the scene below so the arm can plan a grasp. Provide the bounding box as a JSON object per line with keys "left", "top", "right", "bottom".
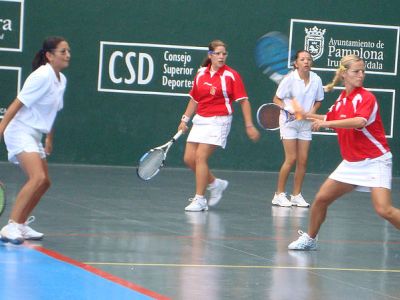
{"left": 0, "top": 162, "right": 399, "bottom": 299}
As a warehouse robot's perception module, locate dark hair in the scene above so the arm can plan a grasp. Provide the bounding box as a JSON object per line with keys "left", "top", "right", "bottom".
{"left": 292, "top": 49, "right": 312, "bottom": 70}
{"left": 201, "top": 40, "right": 227, "bottom": 67}
{"left": 32, "top": 36, "right": 67, "bottom": 71}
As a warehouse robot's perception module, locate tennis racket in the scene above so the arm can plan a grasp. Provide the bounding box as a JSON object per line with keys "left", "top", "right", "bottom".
{"left": 256, "top": 98, "right": 305, "bottom": 131}
{"left": 254, "top": 31, "right": 295, "bottom": 84}
{"left": 256, "top": 103, "right": 295, "bottom": 131}
{"left": 137, "top": 130, "right": 183, "bottom": 181}
{"left": 0, "top": 182, "right": 6, "bottom": 217}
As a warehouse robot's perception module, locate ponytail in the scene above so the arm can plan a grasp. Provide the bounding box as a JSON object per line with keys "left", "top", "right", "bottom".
{"left": 201, "top": 57, "right": 212, "bottom": 68}
{"left": 32, "top": 49, "right": 47, "bottom": 71}
{"left": 32, "top": 36, "right": 66, "bottom": 71}
{"left": 324, "top": 66, "right": 344, "bottom": 92}
{"left": 325, "top": 54, "right": 363, "bottom": 92}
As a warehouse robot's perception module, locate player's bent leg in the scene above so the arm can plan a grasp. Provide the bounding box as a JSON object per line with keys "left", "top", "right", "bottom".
{"left": 308, "top": 179, "right": 354, "bottom": 237}
{"left": 185, "top": 144, "right": 217, "bottom": 212}
{"left": 183, "top": 142, "right": 198, "bottom": 171}
{"left": 194, "top": 144, "right": 217, "bottom": 196}
{"left": 288, "top": 179, "right": 354, "bottom": 251}
{"left": 371, "top": 187, "right": 400, "bottom": 230}
{"left": 9, "top": 152, "right": 50, "bottom": 224}
{"left": 1, "top": 153, "right": 50, "bottom": 244}
{"left": 21, "top": 159, "right": 51, "bottom": 222}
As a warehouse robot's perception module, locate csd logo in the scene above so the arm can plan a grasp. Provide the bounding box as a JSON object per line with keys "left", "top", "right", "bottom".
{"left": 108, "top": 51, "right": 154, "bottom": 85}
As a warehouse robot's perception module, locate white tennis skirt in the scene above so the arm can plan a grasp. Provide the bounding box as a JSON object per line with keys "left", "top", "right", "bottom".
{"left": 329, "top": 152, "right": 392, "bottom": 192}
{"left": 187, "top": 114, "right": 232, "bottom": 149}
{"left": 4, "top": 120, "right": 46, "bottom": 164}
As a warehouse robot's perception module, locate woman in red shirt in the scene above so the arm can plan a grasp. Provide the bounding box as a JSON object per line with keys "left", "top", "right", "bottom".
{"left": 178, "top": 40, "right": 259, "bottom": 212}
{"left": 288, "top": 54, "right": 400, "bottom": 250}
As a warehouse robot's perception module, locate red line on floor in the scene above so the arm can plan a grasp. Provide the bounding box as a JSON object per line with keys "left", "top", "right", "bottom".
{"left": 26, "top": 244, "right": 171, "bottom": 300}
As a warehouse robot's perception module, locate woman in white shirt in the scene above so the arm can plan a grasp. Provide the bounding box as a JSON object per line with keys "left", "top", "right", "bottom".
{"left": 0, "top": 36, "right": 70, "bottom": 244}
{"left": 271, "top": 50, "right": 324, "bottom": 208}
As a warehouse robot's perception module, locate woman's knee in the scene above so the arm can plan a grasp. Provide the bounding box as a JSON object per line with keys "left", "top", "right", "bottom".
{"left": 296, "top": 158, "right": 308, "bottom": 170}
{"left": 30, "top": 173, "right": 51, "bottom": 189}
{"left": 194, "top": 146, "right": 214, "bottom": 165}
{"left": 283, "top": 156, "right": 296, "bottom": 167}
{"left": 313, "top": 191, "right": 334, "bottom": 207}
{"left": 183, "top": 148, "right": 196, "bottom": 168}
{"left": 374, "top": 204, "right": 394, "bottom": 220}
{"left": 195, "top": 153, "right": 208, "bottom": 165}
{"left": 44, "top": 176, "right": 51, "bottom": 189}
{"left": 183, "top": 155, "right": 193, "bottom": 167}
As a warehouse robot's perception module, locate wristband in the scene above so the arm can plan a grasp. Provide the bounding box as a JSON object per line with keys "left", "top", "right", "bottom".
{"left": 181, "top": 115, "right": 190, "bottom": 123}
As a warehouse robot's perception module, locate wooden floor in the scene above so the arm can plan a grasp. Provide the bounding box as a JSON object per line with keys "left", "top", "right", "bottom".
{"left": 0, "top": 162, "right": 400, "bottom": 299}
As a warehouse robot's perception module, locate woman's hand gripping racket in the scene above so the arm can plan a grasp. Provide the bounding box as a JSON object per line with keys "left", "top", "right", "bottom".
{"left": 0, "top": 182, "right": 6, "bottom": 217}
{"left": 137, "top": 130, "right": 183, "bottom": 181}
{"left": 256, "top": 99, "right": 304, "bottom": 131}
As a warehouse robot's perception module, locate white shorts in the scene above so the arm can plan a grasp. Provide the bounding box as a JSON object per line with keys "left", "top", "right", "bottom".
{"left": 187, "top": 114, "right": 232, "bottom": 149}
{"left": 4, "top": 120, "right": 46, "bottom": 164}
{"left": 280, "top": 118, "right": 312, "bottom": 140}
{"left": 329, "top": 152, "right": 392, "bottom": 192}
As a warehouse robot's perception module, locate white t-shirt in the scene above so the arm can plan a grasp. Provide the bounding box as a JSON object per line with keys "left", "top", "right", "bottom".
{"left": 276, "top": 69, "right": 324, "bottom": 112}
{"left": 13, "top": 63, "right": 66, "bottom": 133}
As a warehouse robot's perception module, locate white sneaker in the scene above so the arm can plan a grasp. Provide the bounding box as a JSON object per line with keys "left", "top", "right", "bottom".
{"left": 290, "top": 193, "right": 310, "bottom": 207}
{"left": 20, "top": 216, "right": 44, "bottom": 240}
{"left": 288, "top": 230, "right": 317, "bottom": 250}
{"left": 272, "top": 192, "right": 292, "bottom": 207}
{"left": 0, "top": 221, "right": 24, "bottom": 245}
{"left": 185, "top": 197, "right": 208, "bottom": 212}
{"left": 207, "top": 179, "right": 229, "bottom": 207}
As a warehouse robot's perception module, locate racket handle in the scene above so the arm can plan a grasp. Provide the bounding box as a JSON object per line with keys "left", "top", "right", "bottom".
{"left": 283, "top": 104, "right": 294, "bottom": 114}
{"left": 291, "top": 98, "right": 304, "bottom": 120}
{"left": 172, "top": 130, "right": 183, "bottom": 141}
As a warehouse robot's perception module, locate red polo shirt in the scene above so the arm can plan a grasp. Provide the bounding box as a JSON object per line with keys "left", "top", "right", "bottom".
{"left": 189, "top": 64, "right": 248, "bottom": 117}
{"left": 326, "top": 87, "right": 390, "bottom": 162}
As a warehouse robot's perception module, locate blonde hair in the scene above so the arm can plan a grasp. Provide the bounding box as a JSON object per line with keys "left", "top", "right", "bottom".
{"left": 325, "top": 54, "right": 364, "bottom": 92}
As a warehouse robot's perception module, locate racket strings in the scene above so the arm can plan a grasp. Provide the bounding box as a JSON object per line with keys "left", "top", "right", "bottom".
{"left": 137, "top": 149, "right": 165, "bottom": 180}
{"left": 258, "top": 105, "right": 281, "bottom": 130}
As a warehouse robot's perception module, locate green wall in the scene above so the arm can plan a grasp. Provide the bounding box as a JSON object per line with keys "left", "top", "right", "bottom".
{"left": 0, "top": 0, "right": 399, "bottom": 175}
